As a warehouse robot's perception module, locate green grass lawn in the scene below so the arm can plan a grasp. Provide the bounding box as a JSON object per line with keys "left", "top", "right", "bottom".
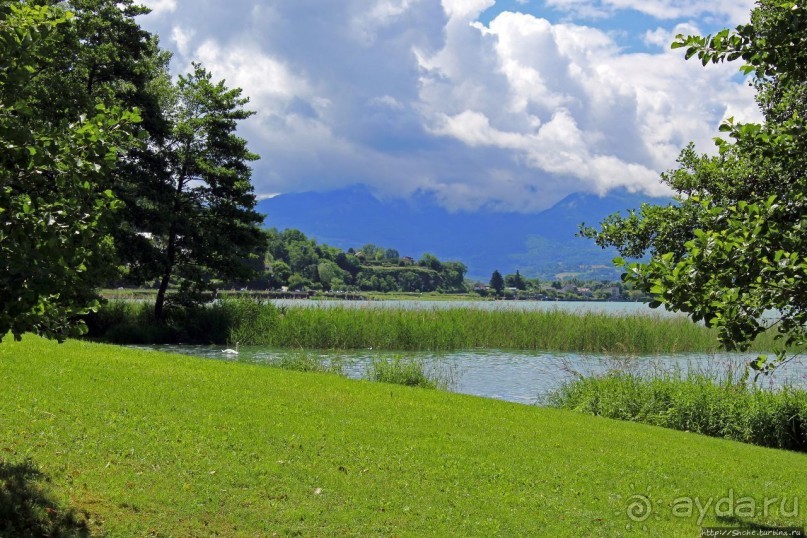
{"left": 1, "top": 337, "right": 805, "bottom": 536}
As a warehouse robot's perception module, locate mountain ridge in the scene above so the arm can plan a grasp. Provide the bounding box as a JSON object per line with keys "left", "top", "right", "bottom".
{"left": 257, "top": 186, "right": 671, "bottom": 280}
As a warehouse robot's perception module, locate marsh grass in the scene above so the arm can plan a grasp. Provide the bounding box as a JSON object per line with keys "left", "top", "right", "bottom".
{"left": 367, "top": 356, "right": 453, "bottom": 390}
{"left": 548, "top": 363, "right": 807, "bottom": 452}
{"left": 228, "top": 302, "right": 786, "bottom": 353}
{"left": 90, "top": 299, "right": 787, "bottom": 353}
{"left": 267, "top": 350, "right": 344, "bottom": 375}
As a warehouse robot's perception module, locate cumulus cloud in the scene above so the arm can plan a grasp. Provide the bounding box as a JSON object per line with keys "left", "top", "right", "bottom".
{"left": 137, "top": 0, "right": 760, "bottom": 212}
{"left": 415, "top": 10, "right": 758, "bottom": 206}
{"left": 139, "top": 0, "right": 176, "bottom": 18}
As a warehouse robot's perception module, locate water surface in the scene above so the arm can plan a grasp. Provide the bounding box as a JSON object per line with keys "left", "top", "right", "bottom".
{"left": 271, "top": 299, "right": 671, "bottom": 316}
{"left": 134, "top": 345, "right": 807, "bottom": 405}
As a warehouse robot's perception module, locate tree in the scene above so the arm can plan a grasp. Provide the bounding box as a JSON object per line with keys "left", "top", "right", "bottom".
{"left": 19, "top": 0, "right": 175, "bottom": 288}
{"left": 335, "top": 251, "right": 361, "bottom": 280}
{"left": 26, "top": 0, "right": 161, "bottom": 118}
{"left": 418, "top": 253, "right": 443, "bottom": 272}
{"left": 489, "top": 270, "right": 505, "bottom": 295}
{"left": 506, "top": 270, "right": 526, "bottom": 290}
{"left": 582, "top": 0, "right": 807, "bottom": 374}
{"left": 0, "top": 3, "right": 138, "bottom": 340}
{"left": 317, "top": 260, "right": 348, "bottom": 290}
{"left": 269, "top": 260, "right": 291, "bottom": 289}
{"left": 287, "top": 274, "right": 309, "bottom": 291}
{"left": 360, "top": 244, "right": 381, "bottom": 259}
{"left": 150, "top": 64, "right": 265, "bottom": 319}
{"left": 441, "top": 261, "right": 468, "bottom": 292}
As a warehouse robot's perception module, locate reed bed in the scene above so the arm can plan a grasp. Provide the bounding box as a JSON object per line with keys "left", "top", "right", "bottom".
{"left": 89, "top": 299, "right": 785, "bottom": 354}
{"left": 234, "top": 303, "right": 784, "bottom": 353}
{"left": 548, "top": 369, "right": 807, "bottom": 452}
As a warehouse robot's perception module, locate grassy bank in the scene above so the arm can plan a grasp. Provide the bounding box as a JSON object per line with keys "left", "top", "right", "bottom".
{"left": 89, "top": 299, "right": 784, "bottom": 354}
{"left": 1, "top": 336, "right": 805, "bottom": 535}
{"left": 549, "top": 370, "right": 807, "bottom": 452}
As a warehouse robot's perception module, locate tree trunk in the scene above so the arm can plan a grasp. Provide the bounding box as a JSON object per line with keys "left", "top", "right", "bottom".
{"left": 154, "top": 174, "right": 185, "bottom": 321}
{"left": 154, "top": 269, "right": 171, "bottom": 321}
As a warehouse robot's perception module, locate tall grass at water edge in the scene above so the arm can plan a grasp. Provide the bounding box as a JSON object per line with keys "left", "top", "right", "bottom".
{"left": 548, "top": 362, "right": 807, "bottom": 452}
{"left": 367, "top": 355, "right": 454, "bottom": 390}
{"left": 89, "top": 299, "right": 784, "bottom": 353}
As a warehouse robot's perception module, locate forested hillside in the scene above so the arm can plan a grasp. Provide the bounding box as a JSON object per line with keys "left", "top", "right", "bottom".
{"left": 249, "top": 229, "right": 468, "bottom": 293}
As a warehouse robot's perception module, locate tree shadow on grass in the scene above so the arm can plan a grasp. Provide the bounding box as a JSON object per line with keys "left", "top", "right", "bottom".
{"left": 0, "top": 459, "right": 90, "bottom": 537}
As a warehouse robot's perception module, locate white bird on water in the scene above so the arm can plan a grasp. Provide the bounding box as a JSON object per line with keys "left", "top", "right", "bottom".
{"left": 222, "top": 342, "right": 240, "bottom": 355}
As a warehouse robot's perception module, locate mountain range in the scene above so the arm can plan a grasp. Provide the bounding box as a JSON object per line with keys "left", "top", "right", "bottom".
{"left": 256, "top": 186, "right": 671, "bottom": 280}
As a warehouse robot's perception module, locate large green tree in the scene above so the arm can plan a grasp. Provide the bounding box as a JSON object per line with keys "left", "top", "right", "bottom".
{"left": 583, "top": 0, "right": 807, "bottom": 374}
{"left": 0, "top": 2, "right": 138, "bottom": 340}
{"left": 33, "top": 0, "right": 178, "bottom": 296}
{"left": 150, "top": 64, "right": 265, "bottom": 319}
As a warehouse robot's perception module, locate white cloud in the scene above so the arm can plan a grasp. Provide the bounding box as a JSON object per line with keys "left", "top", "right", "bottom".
{"left": 140, "top": 0, "right": 177, "bottom": 18}
{"left": 414, "top": 10, "right": 759, "bottom": 207}
{"left": 170, "top": 26, "right": 193, "bottom": 57}
{"left": 350, "top": 0, "right": 421, "bottom": 45}
{"left": 138, "top": 0, "right": 760, "bottom": 212}
{"left": 441, "top": 0, "right": 496, "bottom": 19}
{"left": 192, "top": 40, "right": 315, "bottom": 114}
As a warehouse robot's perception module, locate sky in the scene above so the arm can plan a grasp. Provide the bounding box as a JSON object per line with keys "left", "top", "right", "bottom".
{"left": 138, "top": 0, "right": 759, "bottom": 212}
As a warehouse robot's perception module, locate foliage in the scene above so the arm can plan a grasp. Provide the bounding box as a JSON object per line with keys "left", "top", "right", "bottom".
{"left": 20, "top": 0, "right": 175, "bottom": 292}
{"left": 489, "top": 270, "right": 505, "bottom": 295}
{"left": 259, "top": 228, "right": 467, "bottom": 293}
{"left": 505, "top": 270, "right": 527, "bottom": 290}
{"left": 148, "top": 64, "right": 265, "bottom": 319}
{"left": 85, "top": 298, "right": 281, "bottom": 344}
{"left": 23, "top": 0, "right": 160, "bottom": 122}
{"left": 549, "top": 368, "right": 807, "bottom": 452}
{"left": 2, "top": 336, "right": 806, "bottom": 534}
{"left": 10, "top": 0, "right": 265, "bottom": 323}
{"left": 0, "top": 2, "right": 138, "bottom": 341}
{"left": 582, "top": 0, "right": 807, "bottom": 374}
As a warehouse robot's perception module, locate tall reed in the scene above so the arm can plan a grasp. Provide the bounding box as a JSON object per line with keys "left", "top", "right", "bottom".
{"left": 547, "top": 369, "right": 807, "bottom": 451}
{"left": 236, "top": 304, "right": 782, "bottom": 353}
{"left": 367, "top": 356, "right": 443, "bottom": 389}
{"left": 90, "top": 300, "right": 785, "bottom": 354}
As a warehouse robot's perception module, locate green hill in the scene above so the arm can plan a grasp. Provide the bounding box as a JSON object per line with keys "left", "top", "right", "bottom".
{"left": 1, "top": 337, "right": 804, "bottom": 535}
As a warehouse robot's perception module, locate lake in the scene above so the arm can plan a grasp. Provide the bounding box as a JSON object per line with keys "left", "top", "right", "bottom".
{"left": 272, "top": 299, "right": 671, "bottom": 315}
{"left": 133, "top": 344, "right": 807, "bottom": 405}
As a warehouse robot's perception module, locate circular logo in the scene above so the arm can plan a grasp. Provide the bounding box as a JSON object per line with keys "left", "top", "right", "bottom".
{"left": 626, "top": 494, "right": 652, "bottom": 522}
